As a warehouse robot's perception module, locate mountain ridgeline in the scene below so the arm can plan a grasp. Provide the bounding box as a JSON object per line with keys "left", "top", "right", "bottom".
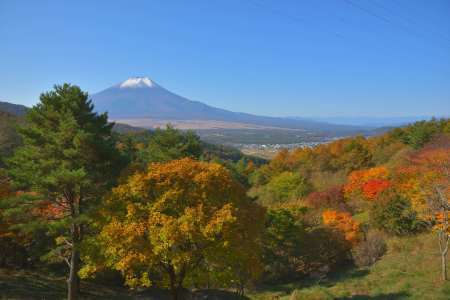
{"left": 0, "top": 101, "right": 28, "bottom": 116}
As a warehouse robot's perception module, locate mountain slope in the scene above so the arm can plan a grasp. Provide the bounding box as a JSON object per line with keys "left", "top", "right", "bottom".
{"left": 91, "top": 77, "right": 368, "bottom": 134}
{"left": 0, "top": 101, "right": 28, "bottom": 116}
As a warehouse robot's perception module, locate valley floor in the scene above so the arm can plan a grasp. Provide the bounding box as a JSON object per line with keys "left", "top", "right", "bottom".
{"left": 1, "top": 233, "right": 449, "bottom": 300}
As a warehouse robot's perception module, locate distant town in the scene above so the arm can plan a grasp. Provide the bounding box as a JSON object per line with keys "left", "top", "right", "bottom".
{"left": 236, "top": 137, "right": 344, "bottom": 158}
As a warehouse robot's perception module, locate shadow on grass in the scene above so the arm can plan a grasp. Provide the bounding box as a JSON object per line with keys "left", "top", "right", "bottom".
{"left": 319, "top": 268, "right": 370, "bottom": 288}
{"left": 135, "top": 288, "right": 250, "bottom": 300}
{"left": 250, "top": 266, "right": 371, "bottom": 297}
{"left": 336, "top": 291, "right": 410, "bottom": 300}
{"left": 192, "top": 289, "right": 250, "bottom": 300}
{"left": 0, "top": 271, "right": 65, "bottom": 300}
{"left": 1, "top": 281, "right": 247, "bottom": 300}
{"left": 0, "top": 268, "right": 249, "bottom": 300}
{"left": 0, "top": 268, "right": 134, "bottom": 300}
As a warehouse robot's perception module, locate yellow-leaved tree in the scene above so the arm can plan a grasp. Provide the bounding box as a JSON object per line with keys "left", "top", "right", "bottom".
{"left": 82, "top": 158, "right": 265, "bottom": 299}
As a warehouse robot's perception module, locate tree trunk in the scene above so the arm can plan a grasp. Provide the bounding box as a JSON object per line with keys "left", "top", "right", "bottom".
{"left": 168, "top": 271, "right": 185, "bottom": 300}
{"left": 169, "top": 271, "right": 179, "bottom": 300}
{"left": 169, "top": 283, "right": 183, "bottom": 300}
{"left": 440, "top": 231, "right": 449, "bottom": 281}
{"left": 67, "top": 246, "right": 80, "bottom": 300}
{"left": 442, "top": 250, "right": 448, "bottom": 281}
{"left": 439, "top": 202, "right": 449, "bottom": 281}
{"left": 67, "top": 223, "right": 81, "bottom": 300}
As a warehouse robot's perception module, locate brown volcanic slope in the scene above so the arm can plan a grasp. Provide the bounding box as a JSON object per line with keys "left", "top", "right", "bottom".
{"left": 111, "top": 118, "right": 308, "bottom": 130}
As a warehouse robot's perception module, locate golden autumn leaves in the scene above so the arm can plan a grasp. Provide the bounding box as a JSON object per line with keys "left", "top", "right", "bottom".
{"left": 322, "top": 210, "right": 360, "bottom": 245}
{"left": 82, "top": 158, "right": 265, "bottom": 294}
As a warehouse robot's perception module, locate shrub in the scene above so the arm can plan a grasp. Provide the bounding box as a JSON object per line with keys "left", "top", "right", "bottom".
{"left": 369, "top": 190, "right": 421, "bottom": 235}
{"left": 305, "top": 186, "right": 348, "bottom": 212}
{"left": 344, "top": 166, "right": 390, "bottom": 201}
{"left": 322, "top": 210, "right": 360, "bottom": 245}
{"left": 361, "top": 179, "right": 391, "bottom": 200}
{"left": 352, "top": 230, "right": 387, "bottom": 267}
{"left": 302, "top": 226, "right": 352, "bottom": 278}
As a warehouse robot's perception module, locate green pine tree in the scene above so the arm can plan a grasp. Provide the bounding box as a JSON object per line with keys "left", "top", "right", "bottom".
{"left": 137, "top": 124, "right": 202, "bottom": 163}
{"left": 7, "top": 84, "right": 124, "bottom": 300}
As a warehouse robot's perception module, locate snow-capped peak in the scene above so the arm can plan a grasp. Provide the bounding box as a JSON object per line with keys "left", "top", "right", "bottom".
{"left": 120, "top": 77, "right": 155, "bottom": 88}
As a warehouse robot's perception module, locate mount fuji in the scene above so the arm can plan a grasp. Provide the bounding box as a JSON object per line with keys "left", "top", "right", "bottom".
{"left": 92, "top": 76, "right": 247, "bottom": 121}
{"left": 91, "top": 77, "right": 367, "bottom": 134}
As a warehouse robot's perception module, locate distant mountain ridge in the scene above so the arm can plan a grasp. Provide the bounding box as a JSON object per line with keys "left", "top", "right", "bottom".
{"left": 0, "top": 101, "right": 28, "bottom": 116}
{"left": 290, "top": 116, "right": 439, "bottom": 127}
{"left": 91, "top": 77, "right": 368, "bottom": 135}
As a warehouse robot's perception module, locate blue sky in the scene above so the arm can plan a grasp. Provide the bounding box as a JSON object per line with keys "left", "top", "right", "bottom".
{"left": 1, "top": 0, "right": 449, "bottom": 117}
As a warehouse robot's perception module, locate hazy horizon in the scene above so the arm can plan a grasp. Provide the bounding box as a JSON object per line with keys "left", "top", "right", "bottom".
{"left": 2, "top": 77, "right": 447, "bottom": 124}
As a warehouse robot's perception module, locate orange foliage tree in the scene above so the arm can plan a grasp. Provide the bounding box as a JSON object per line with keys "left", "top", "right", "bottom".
{"left": 322, "top": 210, "right": 360, "bottom": 245}
{"left": 344, "top": 166, "right": 391, "bottom": 201}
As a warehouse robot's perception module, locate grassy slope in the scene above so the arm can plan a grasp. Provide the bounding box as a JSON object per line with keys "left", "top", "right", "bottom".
{"left": 249, "top": 233, "right": 450, "bottom": 300}
{"left": 0, "top": 269, "right": 134, "bottom": 300}
{"left": 0, "top": 269, "right": 244, "bottom": 300}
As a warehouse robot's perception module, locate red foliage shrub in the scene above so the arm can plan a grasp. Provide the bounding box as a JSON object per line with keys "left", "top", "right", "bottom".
{"left": 361, "top": 179, "right": 391, "bottom": 200}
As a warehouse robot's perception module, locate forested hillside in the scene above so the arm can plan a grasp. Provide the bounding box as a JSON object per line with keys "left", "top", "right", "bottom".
{"left": 0, "top": 84, "right": 449, "bottom": 300}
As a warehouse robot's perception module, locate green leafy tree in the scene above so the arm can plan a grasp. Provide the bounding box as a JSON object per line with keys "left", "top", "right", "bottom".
{"left": 262, "top": 208, "right": 351, "bottom": 282}
{"left": 263, "top": 171, "right": 311, "bottom": 204}
{"left": 263, "top": 209, "right": 307, "bottom": 282}
{"left": 7, "top": 84, "right": 123, "bottom": 300}
{"left": 390, "top": 118, "right": 449, "bottom": 149}
{"left": 339, "top": 137, "right": 373, "bottom": 173}
{"left": 137, "top": 125, "right": 202, "bottom": 163}
{"left": 369, "top": 190, "right": 421, "bottom": 235}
